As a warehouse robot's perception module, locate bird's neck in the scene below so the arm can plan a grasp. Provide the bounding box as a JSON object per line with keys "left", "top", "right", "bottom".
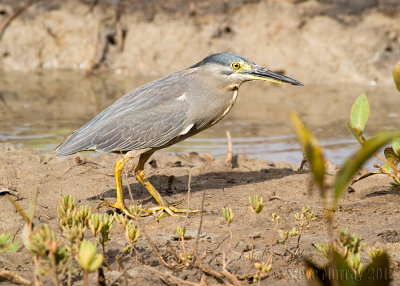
{"left": 228, "top": 84, "right": 239, "bottom": 104}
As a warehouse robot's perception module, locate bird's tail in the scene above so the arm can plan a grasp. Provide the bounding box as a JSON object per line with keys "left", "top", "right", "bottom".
{"left": 55, "top": 132, "right": 93, "bottom": 158}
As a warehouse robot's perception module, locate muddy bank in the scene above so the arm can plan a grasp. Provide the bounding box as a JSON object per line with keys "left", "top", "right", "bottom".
{"left": 0, "top": 0, "right": 400, "bottom": 85}
{"left": 1, "top": 144, "right": 400, "bottom": 284}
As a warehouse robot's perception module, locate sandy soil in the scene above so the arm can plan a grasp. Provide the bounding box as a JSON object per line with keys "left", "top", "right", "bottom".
{"left": 1, "top": 143, "right": 400, "bottom": 285}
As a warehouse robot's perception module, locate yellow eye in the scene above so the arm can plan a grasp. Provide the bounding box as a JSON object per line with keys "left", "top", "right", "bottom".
{"left": 232, "top": 62, "right": 241, "bottom": 70}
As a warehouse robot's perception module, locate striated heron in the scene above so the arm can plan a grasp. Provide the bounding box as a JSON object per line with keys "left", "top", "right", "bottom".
{"left": 56, "top": 53, "right": 303, "bottom": 216}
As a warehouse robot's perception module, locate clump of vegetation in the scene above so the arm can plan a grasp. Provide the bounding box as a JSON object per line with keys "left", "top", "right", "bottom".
{"left": 279, "top": 206, "right": 316, "bottom": 257}
{"left": 115, "top": 214, "right": 141, "bottom": 254}
{"left": 314, "top": 228, "right": 365, "bottom": 275}
{"left": 249, "top": 194, "right": 263, "bottom": 215}
{"left": 89, "top": 213, "right": 114, "bottom": 255}
{"left": 26, "top": 224, "right": 69, "bottom": 283}
{"left": 58, "top": 195, "right": 90, "bottom": 245}
{"left": 310, "top": 228, "right": 388, "bottom": 285}
{"left": 5, "top": 192, "right": 113, "bottom": 285}
{"left": 291, "top": 86, "right": 397, "bottom": 285}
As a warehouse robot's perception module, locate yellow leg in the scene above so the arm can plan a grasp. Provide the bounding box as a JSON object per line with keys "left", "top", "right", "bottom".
{"left": 135, "top": 153, "right": 200, "bottom": 216}
{"left": 102, "top": 152, "right": 200, "bottom": 217}
{"left": 114, "top": 157, "right": 130, "bottom": 208}
{"left": 134, "top": 152, "right": 167, "bottom": 206}
{"left": 102, "top": 157, "right": 138, "bottom": 217}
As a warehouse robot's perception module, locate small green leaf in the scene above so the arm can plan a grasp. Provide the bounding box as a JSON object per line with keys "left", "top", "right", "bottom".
{"left": 77, "top": 240, "right": 103, "bottom": 273}
{"left": 381, "top": 164, "right": 391, "bottom": 174}
{"left": 392, "top": 137, "right": 400, "bottom": 156}
{"left": 393, "top": 61, "right": 400, "bottom": 92}
{"left": 384, "top": 146, "right": 400, "bottom": 169}
{"left": 333, "top": 131, "right": 399, "bottom": 203}
{"left": 222, "top": 207, "right": 234, "bottom": 226}
{"left": 291, "top": 112, "right": 326, "bottom": 191}
{"left": 351, "top": 94, "right": 369, "bottom": 135}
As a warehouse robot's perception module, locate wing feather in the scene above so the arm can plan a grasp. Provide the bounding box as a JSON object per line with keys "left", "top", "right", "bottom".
{"left": 56, "top": 71, "right": 192, "bottom": 157}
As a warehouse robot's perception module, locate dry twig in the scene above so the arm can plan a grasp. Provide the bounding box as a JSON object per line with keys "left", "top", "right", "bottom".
{"left": 141, "top": 264, "right": 202, "bottom": 286}
{"left": 221, "top": 252, "right": 241, "bottom": 286}
{"left": 142, "top": 228, "right": 173, "bottom": 269}
{"left": 224, "top": 131, "right": 233, "bottom": 168}
{"left": 193, "top": 190, "right": 206, "bottom": 258}
{"left": 0, "top": 270, "right": 32, "bottom": 286}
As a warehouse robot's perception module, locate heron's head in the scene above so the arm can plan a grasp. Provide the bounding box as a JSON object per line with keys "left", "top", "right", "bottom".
{"left": 191, "top": 52, "right": 303, "bottom": 87}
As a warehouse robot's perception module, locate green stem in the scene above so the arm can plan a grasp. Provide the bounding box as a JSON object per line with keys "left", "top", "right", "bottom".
{"left": 375, "top": 153, "right": 398, "bottom": 173}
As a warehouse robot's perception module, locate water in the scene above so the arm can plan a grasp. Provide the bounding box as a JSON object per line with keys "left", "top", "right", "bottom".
{"left": 1, "top": 71, "right": 399, "bottom": 167}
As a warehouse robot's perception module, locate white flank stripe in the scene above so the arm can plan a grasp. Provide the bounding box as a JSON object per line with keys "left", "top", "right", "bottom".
{"left": 180, "top": 123, "right": 194, "bottom": 135}
{"left": 177, "top": 93, "right": 186, "bottom": 101}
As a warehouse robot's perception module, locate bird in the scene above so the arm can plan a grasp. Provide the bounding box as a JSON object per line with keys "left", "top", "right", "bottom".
{"left": 56, "top": 52, "right": 303, "bottom": 217}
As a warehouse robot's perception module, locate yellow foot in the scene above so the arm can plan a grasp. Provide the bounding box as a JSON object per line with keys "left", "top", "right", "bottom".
{"left": 100, "top": 200, "right": 200, "bottom": 218}
{"left": 142, "top": 203, "right": 201, "bottom": 217}
{"left": 140, "top": 199, "right": 199, "bottom": 217}
{"left": 100, "top": 200, "right": 150, "bottom": 217}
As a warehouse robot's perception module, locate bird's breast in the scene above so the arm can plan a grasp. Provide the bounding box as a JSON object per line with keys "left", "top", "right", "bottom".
{"left": 175, "top": 86, "right": 239, "bottom": 142}
{"left": 208, "top": 86, "right": 239, "bottom": 126}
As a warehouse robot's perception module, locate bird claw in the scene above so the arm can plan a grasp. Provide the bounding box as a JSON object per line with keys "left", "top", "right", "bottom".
{"left": 100, "top": 199, "right": 199, "bottom": 218}
{"left": 142, "top": 204, "right": 201, "bottom": 217}
{"left": 100, "top": 200, "right": 151, "bottom": 217}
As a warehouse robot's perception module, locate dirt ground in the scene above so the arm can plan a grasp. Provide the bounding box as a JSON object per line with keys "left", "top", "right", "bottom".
{"left": 1, "top": 142, "right": 400, "bottom": 285}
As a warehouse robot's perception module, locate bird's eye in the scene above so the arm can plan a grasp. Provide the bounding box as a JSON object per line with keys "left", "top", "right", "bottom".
{"left": 232, "top": 62, "right": 241, "bottom": 70}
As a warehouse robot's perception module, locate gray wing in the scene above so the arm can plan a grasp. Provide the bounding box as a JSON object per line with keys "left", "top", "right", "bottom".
{"left": 56, "top": 72, "right": 191, "bottom": 157}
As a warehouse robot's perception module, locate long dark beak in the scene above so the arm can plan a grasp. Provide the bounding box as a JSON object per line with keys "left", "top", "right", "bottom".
{"left": 245, "top": 66, "right": 304, "bottom": 86}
